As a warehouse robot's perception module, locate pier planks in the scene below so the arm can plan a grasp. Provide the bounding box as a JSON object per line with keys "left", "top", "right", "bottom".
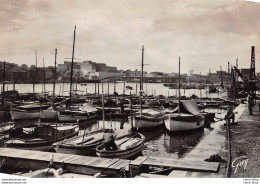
{"left": 142, "top": 156, "right": 219, "bottom": 172}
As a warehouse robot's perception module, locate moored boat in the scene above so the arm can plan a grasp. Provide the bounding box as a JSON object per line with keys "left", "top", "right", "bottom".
{"left": 53, "top": 130, "right": 105, "bottom": 156}
{"left": 4, "top": 124, "right": 79, "bottom": 151}
{"left": 10, "top": 103, "right": 51, "bottom": 121}
{"left": 10, "top": 109, "right": 40, "bottom": 121}
{"left": 39, "top": 108, "right": 58, "bottom": 120}
{"left": 165, "top": 99, "right": 205, "bottom": 132}
{"left": 133, "top": 109, "right": 166, "bottom": 129}
{"left": 95, "top": 133, "right": 145, "bottom": 159}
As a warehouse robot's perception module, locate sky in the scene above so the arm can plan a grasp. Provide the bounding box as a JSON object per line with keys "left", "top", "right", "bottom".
{"left": 0, "top": 0, "right": 259, "bottom": 75}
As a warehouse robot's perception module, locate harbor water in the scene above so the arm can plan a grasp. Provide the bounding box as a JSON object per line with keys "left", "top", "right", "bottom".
{"left": 4, "top": 82, "right": 224, "bottom": 98}
{"left": 1, "top": 82, "right": 228, "bottom": 160}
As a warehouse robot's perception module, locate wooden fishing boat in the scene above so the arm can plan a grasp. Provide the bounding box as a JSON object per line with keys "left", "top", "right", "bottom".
{"left": 10, "top": 109, "right": 40, "bottom": 121}
{"left": 165, "top": 99, "right": 205, "bottom": 132}
{"left": 58, "top": 110, "right": 89, "bottom": 122}
{"left": 53, "top": 130, "right": 105, "bottom": 156}
{"left": 39, "top": 99, "right": 69, "bottom": 120}
{"left": 133, "top": 109, "right": 166, "bottom": 129}
{"left": 58, "top": 103, "right": 97, "bottom": 122}
{"left": 95, "top": 133, "right": 145, "bottom": 159}
{"left": 39, "top": 107, "right": 58, "bottom": 120}
{"left": 4, "top": 124, "right": 79, "bottom": 151}
{"left": 10, "top": 103, "right": 51, "bottom": 121}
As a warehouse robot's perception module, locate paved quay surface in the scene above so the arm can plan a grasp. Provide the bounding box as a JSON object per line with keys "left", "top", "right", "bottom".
{"left": 168, "top": 103, "right": 247, "bottom": 178}
{"left": 230, "top": 100, "right": 260, "bottom": 178}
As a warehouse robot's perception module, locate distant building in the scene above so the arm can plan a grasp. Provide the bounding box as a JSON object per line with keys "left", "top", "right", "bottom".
{"left": 57, "top": 60, "right": 118, "bottom": 80}
{"left": 188, "top": 74, "right": 207, "bottom": 83}
{"left": 125, "top": 69, "right": 148, "bottom": 78}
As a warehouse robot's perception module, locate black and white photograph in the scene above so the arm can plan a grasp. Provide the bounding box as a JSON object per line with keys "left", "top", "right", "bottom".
{"left": 0, "top": 0, "right": 259, "bottom": 183}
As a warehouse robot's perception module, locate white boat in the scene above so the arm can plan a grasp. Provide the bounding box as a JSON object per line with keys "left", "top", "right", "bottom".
{"left": 133, "top": 109, "right": 166, "bottom": 129}
{"left": 10, "top": 103, "right": 51, "bottom": 121}
{"left": 165, "top": 100, "right": 205, "bottom": 132}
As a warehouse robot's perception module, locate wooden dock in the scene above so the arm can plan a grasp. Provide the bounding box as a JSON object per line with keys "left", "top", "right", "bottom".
{"left": 0, "top": 148, "right": 130, "bottom": 177}
{"left": 0, "top": 148, "right": 220, "bottom": 178}
{"left": 130, "top": 156, "right": 219, "bottom": 177}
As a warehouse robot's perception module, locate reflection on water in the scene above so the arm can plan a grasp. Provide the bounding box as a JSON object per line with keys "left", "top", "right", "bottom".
{"left": 77, "top": 118, "right": 209, "bottom": 160}
{"left": 3, "top": 106, "right": 227, "bottom": 160}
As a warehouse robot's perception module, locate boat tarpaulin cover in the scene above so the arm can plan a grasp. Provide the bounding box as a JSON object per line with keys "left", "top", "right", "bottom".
{"left": 172, "top": 100, "right": 200, "bottom": 115}
{"left": 139, "top": 109, "right": 165, "bottom": 117}
{"left": 80, "top": 103, "right": 98, "bottom": 112}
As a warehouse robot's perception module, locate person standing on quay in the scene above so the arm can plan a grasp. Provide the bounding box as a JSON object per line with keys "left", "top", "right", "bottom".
{"left": 247, "top": 93, "right": 255, "bottom": 115}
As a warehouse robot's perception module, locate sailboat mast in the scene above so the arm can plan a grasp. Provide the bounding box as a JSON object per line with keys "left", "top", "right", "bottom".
{"left": 13, "top": 72, "right": 15, "bottom": 91}
{"left": 220, "top": 66, "right": 223, "bottom": 87}
{"left": 140, "top": 45, "right": 144, "bottom": 114}
{"left": 33, "top": 50, "right": 37, "bottom": 94}
{"left": 43, "top": 57, "right": 46, "bottom": 94}
{"left": 2, "top": 62, "right": 6, "bottom": 104}
{"left": 199, "top": 72, "right": 202, "bottom": 101}
{"left": 141, "top": 46, "right": 144, "bottom": 91}
{"left": 53, "top": 48, "right": 57, "bottom": 106}
{"left": 69, "top": 26, "right": 76, "bottom": 106}
{"left": 178, "top": 57, "right": 180, "bottom": 114}
{"left": 102, "top": 80, "right": 105, "bottom": 128}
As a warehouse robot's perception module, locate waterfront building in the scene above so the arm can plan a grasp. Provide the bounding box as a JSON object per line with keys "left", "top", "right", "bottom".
{"left": 125, "top": 69, "right": 148, "bottom": 77}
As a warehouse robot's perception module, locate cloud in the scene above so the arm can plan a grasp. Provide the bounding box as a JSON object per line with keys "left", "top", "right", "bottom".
{"left": 0, "top": 0, "right": 259, "bottom": 74}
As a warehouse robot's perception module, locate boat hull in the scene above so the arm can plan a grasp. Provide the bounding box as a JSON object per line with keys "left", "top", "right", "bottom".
{"left": 54, "top": 145, "right": 97, "bottom": 156}
{"left": 96, "top": 133, "right": 145, "bottom": 159}
{"left": 39, "top": 110, "right": 57, "bottom": 120}
{"left": 165, "top": 114, "right": 205, "bottom": 132}
{"left": 10, "top": 110, "right": 39, "bottom": 121}
{"left": 58, "top": 113, "right": 97, "bottom": 122}
{"left": 5, "top": 127, "right": 79, "bottom": 151}
{"left": 133, "top": 116, "right": 165, "bottom": 129}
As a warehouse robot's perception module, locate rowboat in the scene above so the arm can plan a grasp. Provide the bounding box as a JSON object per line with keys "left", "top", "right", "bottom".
{"left": 165, "top": 100, "right": 205, "bottom": 132}
{"left": 96, "top": 133, "right": 145, "bottom": 159}
{"left": 133, "top": 109, "right": 166, "bottom": 129}
{"left": 53, "top": 130, "right": 105, "bottom": 156}
{"left": 4, "top": 124, "right": 79, "bottom": 151}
